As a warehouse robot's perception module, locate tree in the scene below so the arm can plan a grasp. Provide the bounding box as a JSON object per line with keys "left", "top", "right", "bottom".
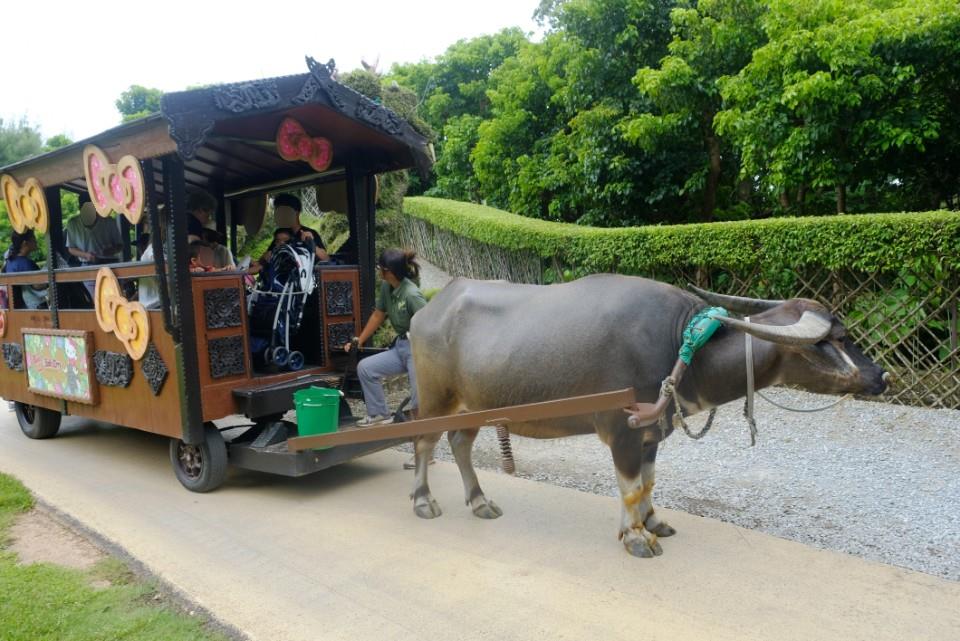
{"left": 0, "top": 120, "right": 76, "bottom": 255}
{"left": 0, "top": 117, "right": 43, "bottom": 168}
{"left": 115, "top": 85, "right": 163, "bottom": 122}
{"left": 626, "top": 0, "right": 767, "bottom": 221}
{"left": 390, "top": 28, "right": 529, "bottom": 134}
{"left": 715, "top": 0, "right": 960, "bottom": 214}
{"left": 472, "top": 0, "right": 685, "bottom": 225}
{"left": 43, "top": 134, "right": 73, "bottom": 152}
{"left": 389, "top": 28, "right": 528, "bottom": 195}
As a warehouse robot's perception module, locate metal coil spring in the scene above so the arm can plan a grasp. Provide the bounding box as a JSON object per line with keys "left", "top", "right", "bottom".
{"left": 495, "top": 424, "right": 516, "bottom": 475}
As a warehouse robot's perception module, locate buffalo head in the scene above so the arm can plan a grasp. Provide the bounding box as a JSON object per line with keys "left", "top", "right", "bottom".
{"left": 690, "top": 285, "right": 889, "bottom": 396}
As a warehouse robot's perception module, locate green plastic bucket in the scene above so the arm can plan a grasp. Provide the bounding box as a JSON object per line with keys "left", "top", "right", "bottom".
{"left": 294, "top": 386, "right": 342, "bottom": 449}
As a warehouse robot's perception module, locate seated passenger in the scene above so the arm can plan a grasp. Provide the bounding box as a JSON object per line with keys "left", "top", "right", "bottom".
{"left": 270, "top": 193, "right": 330, "bottom": 262}
{"left": 3, "top": 230, "right": 48, "bottom": 309}
{"left": 138, "top": 240, "right": 161, "bottom": 310}
{"left": 201, "top": 227, "right": 236, "bottom": 270}
{"left": 65, "top": 200, "right": 122, "bottom": 265}
{"left": 187, "top": 190, "right": 217, "bottom": 243}
{"left": 258, "top": 228, "right": 296, "bottom": 285}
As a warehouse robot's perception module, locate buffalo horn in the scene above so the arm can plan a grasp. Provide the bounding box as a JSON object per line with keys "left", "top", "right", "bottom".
{"left": 688, "top": 284, "right": 783, "bottom": 315}
{"left": 717, "top": 311, "right": 832, "bottom": 345}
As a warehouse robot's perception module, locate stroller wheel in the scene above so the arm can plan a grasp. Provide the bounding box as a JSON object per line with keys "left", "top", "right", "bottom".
{"left": 272, "top": 346, "right": 290, "bottom": 367}
{"left": 287, "top": 351, "right": 304, "bottom": 371}
{"left": 263, "top": 347, "right": 274, "bottom": 364}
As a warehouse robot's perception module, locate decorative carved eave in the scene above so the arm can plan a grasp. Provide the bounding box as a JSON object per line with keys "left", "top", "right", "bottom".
{"left": 0, "top": 117, "right": 176, "bottom": 186}
{"left": 159, "top": 57, "right": 433, "bottom": 178}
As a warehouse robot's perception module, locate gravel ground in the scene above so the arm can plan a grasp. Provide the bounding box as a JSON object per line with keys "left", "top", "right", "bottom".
{"left": 351, "top": 386, "right": 960, "bottom": 581}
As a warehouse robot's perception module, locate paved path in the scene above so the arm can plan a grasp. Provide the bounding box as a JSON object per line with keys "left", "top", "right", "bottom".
{"left": 1, "top": 414, "right": 957, "bottom": 641}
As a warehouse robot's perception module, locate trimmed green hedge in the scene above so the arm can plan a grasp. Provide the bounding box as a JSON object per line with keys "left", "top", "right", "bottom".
{"left": 403, "top": 197, "right": 960, "bottom": 274}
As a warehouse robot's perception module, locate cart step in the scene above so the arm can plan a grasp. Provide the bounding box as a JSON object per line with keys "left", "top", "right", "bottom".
{"left": 233, "top": 374, "right": 342, "bottom": 419}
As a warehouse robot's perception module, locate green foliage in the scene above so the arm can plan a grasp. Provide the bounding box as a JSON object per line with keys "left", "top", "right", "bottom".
{"left": 716, "top": 0, "right": 960, "bottom": 214}
{"left": 314, "top": 211, "right": 350, "bottom": 254}
{"left": 470, "top": 0, "right": 688, "bottom": 225}
{"left": 386, "top": 0, "right": 960, "bottom": 223}
{"left": 0, "top": 123, "right": 75, "bottom": 259}
{"left": 338, "top": 69, "right": 383, "bottom": 102}
{"left": 389, "top": 28, "right": 529, "bottom": 194}
{"left": 0, "top": 117, "right": 43, "bottom": 167}
{"left": 390, "top": 28, "right": 528, "bottom": 134}
{"left": 428, "top": 114, "right": 483, "bottom": 201}
{"left": 626, "top": 0, "right": 768, "bottom": 220}
{"left": 0, "top": 473, "right": 33, "bottom": 544}
{"left": 42, "top": 134, "right": 73, "bottom": 151}
{"left": 115, "top": 85, "right": 163, "bottom": 122}
{"left": 238, "top": 209, "right": 276, "bottom": 261}
{"left": 405, "top": 196, "right": 960, "bottom": 277}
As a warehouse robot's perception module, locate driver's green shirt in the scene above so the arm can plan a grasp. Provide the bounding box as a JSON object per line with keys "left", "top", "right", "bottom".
{"left": 375, "top": 278, "right": 427, "bottom": 335}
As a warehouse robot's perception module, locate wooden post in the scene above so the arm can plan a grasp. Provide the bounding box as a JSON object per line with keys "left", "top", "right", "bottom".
{"left": 120, "top": 216, "right": 133, "bottom": 261}
{"left": 163, "top": 154, "right": 205, "bottom": 446}
{"left": 226, "top": 198, "right": 238, "bottom": 257}
{"left": 44, "top": 186, "right": 62, "bottom": 329}
{"left": 347, "top": 165, "right": 376, "bottom": 334}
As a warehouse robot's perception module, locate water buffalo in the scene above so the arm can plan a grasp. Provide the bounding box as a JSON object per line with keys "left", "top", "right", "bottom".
{"left": 408, "top": 275, "right": 887, "bottom": 557}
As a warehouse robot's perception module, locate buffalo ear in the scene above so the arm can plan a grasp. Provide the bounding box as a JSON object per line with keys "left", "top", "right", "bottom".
{"left": 688, "top": 284, "right": 783, "bottom": 315}
{"left": 717, "top": 311, "right": 832, "bottom": 345}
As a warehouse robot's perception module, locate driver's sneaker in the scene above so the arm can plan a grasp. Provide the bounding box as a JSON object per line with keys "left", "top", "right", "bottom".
{"left": 357, "top": 414, "right": 393, "bottom": 426}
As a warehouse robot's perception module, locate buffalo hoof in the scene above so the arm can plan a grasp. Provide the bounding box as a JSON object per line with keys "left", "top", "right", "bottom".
{"left": 414, "top": 497, "right": 443, "bottom": 519}
{"left": 647, "top": 521, "right": 677, "bottom": 537}
{"left": 471, "top": 498, "right": 503, "bottom": 519}
{"left": 621, "top": 528, "right": 663, "bottom": 558}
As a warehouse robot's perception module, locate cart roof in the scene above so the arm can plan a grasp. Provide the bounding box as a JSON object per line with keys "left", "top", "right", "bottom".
{"left": 0, "top": 57, "right": 433, "bottom": 195}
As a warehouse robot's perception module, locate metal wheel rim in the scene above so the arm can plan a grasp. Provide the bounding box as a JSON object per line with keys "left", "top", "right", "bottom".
{"left": 176, "top": 442, "right": 204, "bottom": 480}
{"left": 21, "top": 404, "right": 35, "bottom": 424}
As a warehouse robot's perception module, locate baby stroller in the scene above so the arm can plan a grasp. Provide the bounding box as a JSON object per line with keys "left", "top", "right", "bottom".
{"left": 248, "top": 240, "right": 316, "bottom": 371}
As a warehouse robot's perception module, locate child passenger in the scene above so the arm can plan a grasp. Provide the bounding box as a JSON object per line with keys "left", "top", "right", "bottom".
{"left": 188, "top": 241, "right": 219, "bottom": 273}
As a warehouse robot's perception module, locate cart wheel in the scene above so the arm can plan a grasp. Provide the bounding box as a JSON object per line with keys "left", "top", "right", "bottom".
{"left": 272, "top": 346, "right": 290, "bottom": 367}
{"left": 287, "top": 350, "right": 304, "bottom": 371}
{"left": 14, "top": 402, "right": 61, "bottom": 439}
{"left": 169, "top": 423, "right": 228, "bottom": 493}
{"left": 263, "top": 347, "right": 274, "bottom": 364}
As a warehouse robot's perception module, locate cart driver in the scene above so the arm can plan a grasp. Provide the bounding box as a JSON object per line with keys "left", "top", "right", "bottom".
{"left": 270, "top": 193, "right": 331, "bottom": 262}
{"left": 344, "top": 248, "right": 427, "bottom": 434}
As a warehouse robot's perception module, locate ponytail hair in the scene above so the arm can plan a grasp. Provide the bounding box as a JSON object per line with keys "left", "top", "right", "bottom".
{"left": 378, "top": 248, "right": 420, "bottom": 283}
{"left": 11, "top": 230, "right": 35, "bottom": 256}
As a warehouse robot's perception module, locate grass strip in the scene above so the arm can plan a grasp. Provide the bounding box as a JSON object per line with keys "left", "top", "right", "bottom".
{"left": 0, "top": 472, "right": 228, "bottom": 641}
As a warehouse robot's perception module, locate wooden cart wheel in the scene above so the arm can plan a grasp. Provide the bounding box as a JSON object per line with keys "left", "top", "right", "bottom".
{"left": 14, "top": 402, "right": 61, "bottom": 439}
{"left": 169, "top": 423, "right": 228, "bottom": 493}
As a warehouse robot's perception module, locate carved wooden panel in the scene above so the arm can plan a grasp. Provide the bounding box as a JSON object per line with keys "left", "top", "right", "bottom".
{"left": 208, "top": 335, "right": 246, "bottom": 379}
{"left": 204, "top": 287, "right": 242, "bottom": 329}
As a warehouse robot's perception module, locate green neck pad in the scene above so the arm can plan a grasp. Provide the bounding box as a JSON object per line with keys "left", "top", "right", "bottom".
{"left": 678, "top": 306, "right": 729, "bottom": 365}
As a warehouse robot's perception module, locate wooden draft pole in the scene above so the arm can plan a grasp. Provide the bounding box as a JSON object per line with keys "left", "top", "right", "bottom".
{"left": 287, "top": 388, "right": 637, "bottom": 451}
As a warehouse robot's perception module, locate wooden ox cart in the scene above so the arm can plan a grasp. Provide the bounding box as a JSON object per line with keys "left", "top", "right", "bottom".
{"left": 0, "top": 57, "right": 635, "bottom": 491}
